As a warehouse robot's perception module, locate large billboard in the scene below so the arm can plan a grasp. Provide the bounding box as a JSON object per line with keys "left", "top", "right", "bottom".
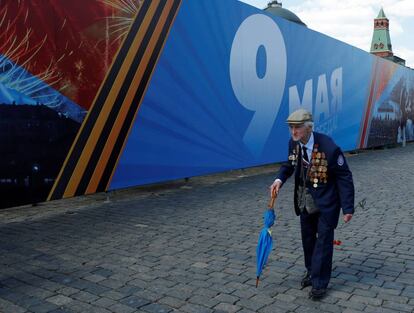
{"left": 0, "top": 0, "right": 413, "bottom": 208}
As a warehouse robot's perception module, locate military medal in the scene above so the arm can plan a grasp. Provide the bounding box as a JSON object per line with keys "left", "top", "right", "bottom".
{"left": 307, "top": 144, "right": 328, "bottom": 187}
{"left": 289, "top": 146, "right": 299, "bottom": 166}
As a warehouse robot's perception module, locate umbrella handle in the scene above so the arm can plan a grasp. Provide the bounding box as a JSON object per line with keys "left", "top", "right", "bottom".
{"left": 268, "top": 196, "right": 276, "bottom": 208}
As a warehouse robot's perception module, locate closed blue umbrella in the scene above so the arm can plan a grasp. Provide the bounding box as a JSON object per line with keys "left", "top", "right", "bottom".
{"left": 256, "top": 196, "right": 276, "bottom": 287}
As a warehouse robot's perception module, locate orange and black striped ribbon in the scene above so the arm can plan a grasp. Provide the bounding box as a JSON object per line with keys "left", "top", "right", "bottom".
{"left": 48, "top": 0, "right": 181, "bottom": 200}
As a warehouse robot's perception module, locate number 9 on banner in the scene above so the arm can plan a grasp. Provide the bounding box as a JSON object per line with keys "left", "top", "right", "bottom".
{"left": 230, "top": 14, "right": 287, "bottom": 157}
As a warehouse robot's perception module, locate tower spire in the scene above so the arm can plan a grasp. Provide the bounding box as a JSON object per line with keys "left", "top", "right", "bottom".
{"left": 377, "top": 7, "right": 386, "bottom": 19}
{"left": 369, "top": 7, "right": 405, "bottom": 65}
{"left": 370, "top": 7, "right": 393, "bottom": 57}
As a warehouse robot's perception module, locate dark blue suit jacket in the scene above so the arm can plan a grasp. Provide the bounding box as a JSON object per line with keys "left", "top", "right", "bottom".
{"left": 276, "top": 132, "right": 355, "bottom": 228}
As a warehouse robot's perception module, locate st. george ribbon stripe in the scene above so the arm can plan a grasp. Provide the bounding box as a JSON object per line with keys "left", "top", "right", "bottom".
{"left": 75, "top": 0, "right": 169, "bottom": 196}
{"left": 48, "top": 0, "right": 181, "bottom": 200}
{"left": 64, "top": 0, "right": 164, "bottom": 197}
{"left": 88, "top": 0, "right": 181, "bottom": 194}
{"left": 99, "top": 0, "right": 181, "bottom": 192}
{"left": 48, "top": 0, "right": 154, "bottom": 200}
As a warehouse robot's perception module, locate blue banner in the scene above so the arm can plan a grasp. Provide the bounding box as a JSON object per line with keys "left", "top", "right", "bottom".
{"left": 109, "top": 0, "right": 412, "bottom": 189}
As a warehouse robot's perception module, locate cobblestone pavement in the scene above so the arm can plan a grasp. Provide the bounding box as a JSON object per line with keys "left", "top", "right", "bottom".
{"left": 0, "top": 144, "right": 414, "bottom": 313}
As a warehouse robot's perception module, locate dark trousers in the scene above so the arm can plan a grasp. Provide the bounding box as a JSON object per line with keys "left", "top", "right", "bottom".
{"left": 300, "top": 212, "right": 334, "bottom": 289}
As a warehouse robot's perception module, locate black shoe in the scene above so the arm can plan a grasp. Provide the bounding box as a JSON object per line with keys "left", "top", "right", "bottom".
{"left": 300, "top": 272, "right": 312, "bottom": 289}
{"left": 309, "top": 288, "right": 326, "bottom": 300}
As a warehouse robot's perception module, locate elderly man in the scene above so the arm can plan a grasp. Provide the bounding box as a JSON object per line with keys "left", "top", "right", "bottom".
{"left": 270, "top": 109, "right": 354, "bottom": 300}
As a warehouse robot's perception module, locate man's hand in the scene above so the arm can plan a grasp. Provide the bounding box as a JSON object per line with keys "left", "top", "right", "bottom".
{"left": 343, "top": 214, "right": 353, "bottom": 223}
{"left": 269, "top": 180, "right": 282, "bottom": 198}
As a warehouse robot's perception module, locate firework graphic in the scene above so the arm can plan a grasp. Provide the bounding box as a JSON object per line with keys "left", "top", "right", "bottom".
{"left": 0, "top": 4, "right": 64, "bottom": 107}
{"left": 100, "top": 0, "right": 143, "bottom": 43}
{"left": 0, "top": 0, "right": 134, "bottom": 111}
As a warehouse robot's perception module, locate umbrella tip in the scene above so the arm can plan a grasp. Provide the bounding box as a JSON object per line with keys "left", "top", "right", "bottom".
{"left": 256, "top": 277, "right": 259, "bottom": 288}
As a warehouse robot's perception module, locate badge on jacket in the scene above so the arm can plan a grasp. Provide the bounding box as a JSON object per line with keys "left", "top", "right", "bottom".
{"left": 337, "top": 154, "right": 344, "bottom": 166}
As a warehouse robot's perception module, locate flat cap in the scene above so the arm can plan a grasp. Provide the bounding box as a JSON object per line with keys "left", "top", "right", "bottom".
{"left": 286, "top": 109, "right": 313, "bottom": 124}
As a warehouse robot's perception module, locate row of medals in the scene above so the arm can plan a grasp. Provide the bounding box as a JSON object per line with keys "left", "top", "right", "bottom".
{"left": 289, "top": 144, "right": 328, "bottom": 188}
{"left": 308, "top": 145, "right": 328, "bottom": 188}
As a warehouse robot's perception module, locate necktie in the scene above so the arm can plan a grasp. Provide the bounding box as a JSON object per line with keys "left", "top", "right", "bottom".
{"left": 302, "top": 146, "right": 309, "bottom": 163}
{"left": 301, "top": 145, "right": 309, "bottom": 181}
